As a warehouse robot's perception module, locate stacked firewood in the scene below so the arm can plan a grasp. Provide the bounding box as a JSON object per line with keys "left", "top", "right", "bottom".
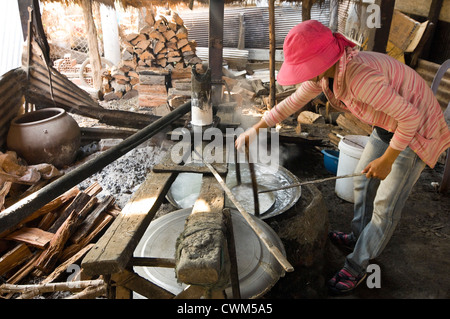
{"left": 104, "top": 9, "right": 203, "bottom": 109}
{"left": 0, "top": 182, "right": 119, "bottom": 299}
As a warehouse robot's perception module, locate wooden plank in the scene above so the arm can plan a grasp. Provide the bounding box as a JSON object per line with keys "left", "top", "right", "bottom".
{"left": 5, "top": 227, "right": 54, "bottom": 249}
{"left": 81, "top": 171, "right": 176, "bottom": 276}
{"left": 111, "top": 269, "right": 174, "bottom": 299}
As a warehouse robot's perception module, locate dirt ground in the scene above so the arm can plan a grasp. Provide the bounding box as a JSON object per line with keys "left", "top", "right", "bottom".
{"left": 270, "top": 143, "right": 450, "bottom": 299}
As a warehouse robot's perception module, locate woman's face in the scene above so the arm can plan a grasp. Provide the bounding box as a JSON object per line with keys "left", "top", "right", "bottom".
{"left": 310, "top": 63, "right": 336, "bottom": 82}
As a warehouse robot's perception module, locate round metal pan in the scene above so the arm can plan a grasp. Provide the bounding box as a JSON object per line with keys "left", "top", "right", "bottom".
{"left": 133, "top": 208, "right": 286, "bottom": 299}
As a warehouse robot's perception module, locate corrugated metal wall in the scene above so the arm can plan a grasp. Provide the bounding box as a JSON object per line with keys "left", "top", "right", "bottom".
{"left": 0, "top": 0, "right": 24, "bottom": 77}
{"left": 179, "top": 2, "right": 330, "bottom": 49}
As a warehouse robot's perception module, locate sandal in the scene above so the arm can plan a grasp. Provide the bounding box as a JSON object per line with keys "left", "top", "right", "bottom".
{"left": 328, "top": 268, "right": 367, "bottom": 294}
{"left": 328, "top": 231, "right": 356, "bottom": 250}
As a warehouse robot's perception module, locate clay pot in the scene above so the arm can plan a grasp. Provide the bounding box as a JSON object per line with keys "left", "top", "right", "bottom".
{"left": 7, "top": 108, "right": 81, "bottom": 168}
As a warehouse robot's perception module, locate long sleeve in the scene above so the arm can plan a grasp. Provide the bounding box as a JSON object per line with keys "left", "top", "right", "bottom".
{"left": 346, "top": 64, "right": 421, "bottom": 152}
{"left": 262, "top": 81, "right": 322, "bottom": 127}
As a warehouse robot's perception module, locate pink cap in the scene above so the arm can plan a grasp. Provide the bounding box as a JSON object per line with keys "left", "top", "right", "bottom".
{"left": 277, "top": 20, "right": 356, "bottom": 86}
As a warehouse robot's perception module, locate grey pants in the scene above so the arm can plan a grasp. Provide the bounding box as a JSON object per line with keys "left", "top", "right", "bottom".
{"left": 344, "top": 129, "right": 426, "bottom": 275}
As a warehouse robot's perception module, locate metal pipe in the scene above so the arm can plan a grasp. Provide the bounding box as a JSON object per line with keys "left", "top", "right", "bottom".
{"left": 0, "top": 101, "right": 191, "bottom": 234}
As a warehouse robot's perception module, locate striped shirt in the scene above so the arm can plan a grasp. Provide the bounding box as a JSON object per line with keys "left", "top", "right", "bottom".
{"left": 263, "top": 47, "right": 450, "bottom": 168}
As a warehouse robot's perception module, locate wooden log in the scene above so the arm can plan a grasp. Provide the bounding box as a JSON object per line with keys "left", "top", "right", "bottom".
{"left": 5, "top": 252, "right": 41, "bottom": 285}
{"left": 65, "top": 284, "right": 106, "bottom": 299}
{"left": 344, "top": 112, "right": 372, "bottom": 135}
{"left": 42, "top": 243, "right": 94, "bottom": 284}
{"left": 47, "top": 184, "right": 101, "bottom": 233}
{"left": 175, "top": 176, "right": 227, "bottom": 285}
{"left": 297, "top": 111, "right": 325, "bottom": 124}
{"left": 137, "top": 84, "right": 167, "bottom": 95}
{"left": 336, "top": 114, "right": 370, "bottom": 136}
{"left": 0, "top": 279, "right": 105, "bottom": 297}
{"left": 176, "top": 38, "right": 189, "bottom": 49}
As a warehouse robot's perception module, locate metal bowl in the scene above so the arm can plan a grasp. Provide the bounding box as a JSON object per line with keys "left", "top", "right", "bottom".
{"left": 133, "top": 208, "right": 286, "bottom": 299}
{"left": 166, "top": 163, "right": 301, "bottom": 220}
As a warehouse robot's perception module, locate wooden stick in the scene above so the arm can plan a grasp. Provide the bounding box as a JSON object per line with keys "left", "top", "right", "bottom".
{"left": 0, "top": 279, "right": 104, "bottom": 297}
{"left": 65, "top": 284, "right": 106, "bottom": 299}
{"left": 258, "top": 173, "right": 365, "bottom": 194}
{"left": 193, "top": 150, "right": 294, "bottom": 273}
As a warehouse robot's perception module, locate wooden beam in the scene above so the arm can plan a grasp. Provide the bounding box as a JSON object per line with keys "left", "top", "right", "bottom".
{"left": 80, "top": 0, "right": 102, "bottom": 91}
{"left": 111, "top": 269, "right": 174, "bottom": 299}
{"left": 372, "top": 0, "right": 396, "bottom": 53}
{"left": 81, "top": 170, "right": 177, "bottom": 276}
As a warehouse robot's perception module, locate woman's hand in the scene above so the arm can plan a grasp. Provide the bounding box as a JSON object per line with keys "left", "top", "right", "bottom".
{"left": 362, "top": 157, "right": 393, "bottom": 180}
{"left": 362, "top": 146, "right": 401, "bottom": 180}
{"left": 235, "top": 127, "right": 257, "bottom": 151}
{"left": 235, "top": 119, "right": 270, "bottom": 152}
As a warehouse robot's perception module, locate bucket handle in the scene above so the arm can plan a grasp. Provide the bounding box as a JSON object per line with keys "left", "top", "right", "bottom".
{"left": 336, "top": 134, "right": 365, "bottom": 149}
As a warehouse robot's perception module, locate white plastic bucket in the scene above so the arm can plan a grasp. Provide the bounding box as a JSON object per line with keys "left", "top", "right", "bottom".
{"left": 335, "top": 135, "right": 369, "bottom": 202}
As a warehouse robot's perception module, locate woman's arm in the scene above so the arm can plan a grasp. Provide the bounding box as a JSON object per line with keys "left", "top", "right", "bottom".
{"left": 362, "top": 146, "right": 401, "bottom": 180}
{"left": 235, "top": 81, "right": 322, "bottom": 150}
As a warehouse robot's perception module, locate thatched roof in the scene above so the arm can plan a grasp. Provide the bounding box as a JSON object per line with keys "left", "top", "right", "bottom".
{"left": 40, "top": 0, "right": 310, "bottom": 10}
{"left": 40, "top": 0, "right": 247, "bottom": 9}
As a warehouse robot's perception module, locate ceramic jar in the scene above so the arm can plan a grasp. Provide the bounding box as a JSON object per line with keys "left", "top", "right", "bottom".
{"left": 7, "top": 108, "right": 81, "bottom": 168}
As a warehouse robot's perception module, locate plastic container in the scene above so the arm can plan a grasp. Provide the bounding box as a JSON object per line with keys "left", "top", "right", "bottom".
{"left": 335, "top": 135, "right": 369, "bottom": 202}
{"left": 321, "top": 149, "right": 339, "bottom": 175}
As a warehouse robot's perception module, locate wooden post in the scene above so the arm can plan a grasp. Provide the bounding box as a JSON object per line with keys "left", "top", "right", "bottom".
{"left": 268, "top": 0, "right": 276, "bottom": 109}
{"left": 420, "top": 0, "right": 444, "bottom": 60}
{"left": 80, "top": 0, "right": 102, "bottom": 91}
{"left": 372, "top": 0, "right": 396, "bottom": 53}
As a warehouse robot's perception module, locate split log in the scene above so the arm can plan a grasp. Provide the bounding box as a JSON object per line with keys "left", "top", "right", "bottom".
{"left": 0, "top": 243, "right": 32, "bottom": 277}
{"left": 336, "top": 114, "right": 371, "bottom": 136}
{"left": 70, "top": 195, "right": 115, "bottom": 244}
{"left": 297, "top": 111, "right": 325, "bottom": 124}
{"left": 47, "top": 183, "right": 101, "bottom": 233}
{"left": 35, "top": 195, "right": 98, "bottom": 274}
{"left": 106, "top": 10, "right": 203, "bottom": 106}
{"left": 16, "top": 186, "right": 80, "bottom": 228}
{"left": 42, "top": 243, "right": 94, "bottom": 285}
